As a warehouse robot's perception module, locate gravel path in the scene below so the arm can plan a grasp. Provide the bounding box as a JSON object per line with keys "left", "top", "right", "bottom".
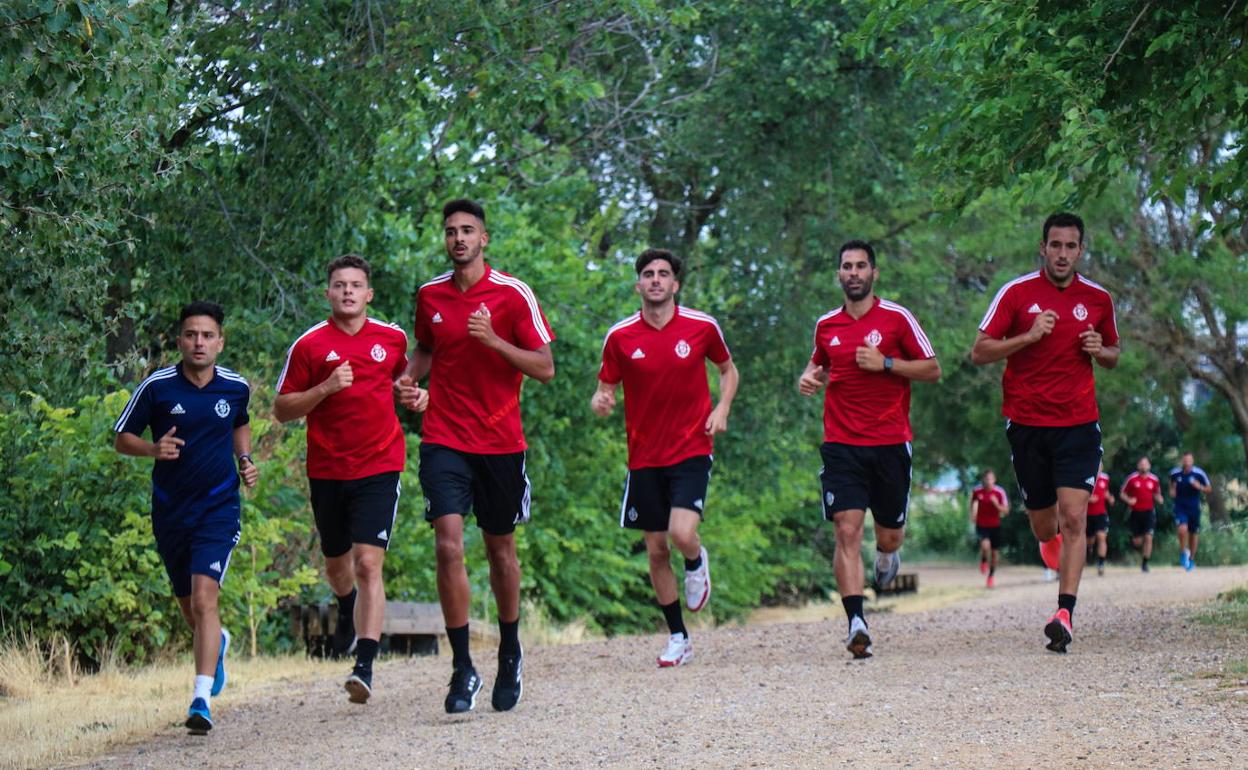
{"left": 80, "top": 564, "right": 1248, "bottom": 769}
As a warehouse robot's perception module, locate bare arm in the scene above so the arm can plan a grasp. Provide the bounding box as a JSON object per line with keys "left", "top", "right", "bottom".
{"left": 274, "top": 363, "right": 354, "bottom": 423}
{"left": 705, "top": 358, "right": 740, "bottom": 435}
{"left": 115, "top": 428, "right": 183, "bottom": 460}
{"left": 855, "top": 346, "right": 941, "bottom": 383}
{"left": 590, "top": 379, "right": 618, "bottom": 417}
{"left": 797, "top": 360, "right": 828, "bottom": 396}
{"left": 233, "top": 423, "right": 258, "bottom": 488}
{"left": 970, "top": 310, "right": 1059, "bottom": 365}
{"left": 970, "top": 497, "right": 979, "bottom": 523}
{"left": 467, "top": 308, "right": 555, "bottom": 383}
{"left": 395, "top": 343, "right": 433, "bottom": 411}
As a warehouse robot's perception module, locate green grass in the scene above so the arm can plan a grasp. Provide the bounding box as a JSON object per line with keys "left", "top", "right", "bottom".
{"left": 1191, "top": 584, "right": 1248, "bottom": 689}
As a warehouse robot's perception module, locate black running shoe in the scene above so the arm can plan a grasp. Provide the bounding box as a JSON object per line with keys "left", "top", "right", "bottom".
{"left": 345, "top": 667, "right": 372, "bottom": 704}
{"left": 331, "top": 612, "right": 357, "bottom": 659}
{"left": 444, "top": 666, "right": 482, "bottom": 714}
{"left": 492, "top": 648, "right": 523, "bottom": 712}
{"left": 1043, "top": 609, "right": 1073, "bottom": 654}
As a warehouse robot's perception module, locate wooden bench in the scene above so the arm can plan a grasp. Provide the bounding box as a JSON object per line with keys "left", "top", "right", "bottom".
{"left": 288, "top": 600, "right": 498, "bottom": 658}
{"left": 874, "top": 572, "right": 918, "bottom": 595}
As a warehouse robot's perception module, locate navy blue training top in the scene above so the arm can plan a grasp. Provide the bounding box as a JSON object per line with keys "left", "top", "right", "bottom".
{"left": 1169, "top": 466, "right": 1210, "bottom": 509}
{"left": 115, "top": 364, "right": 250, "bottom": 523}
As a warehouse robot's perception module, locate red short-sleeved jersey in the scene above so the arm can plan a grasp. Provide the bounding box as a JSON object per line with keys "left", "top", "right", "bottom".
{"left": 1120, "top": 471, "right": 1161, "bottom": 512}
{"left": 276, "top": 317, "right": 409, "bottom": 480}
{"left": 414, "top": 264, "right": 554, "bottom": 454}
{"left": 809, "top": 297, "right": 936, "bottom": 446}
{"left": 599, "top": 306, "right": 732, "bottom": 470}
{"left": 971, "top": 484, "right": 1009, "bottom": 527}
{"left": 979, "top": 271, "right": 1119, "bottom": 427}
{"left": 1087, "top": 471, "right": 1112, "bottom": 515}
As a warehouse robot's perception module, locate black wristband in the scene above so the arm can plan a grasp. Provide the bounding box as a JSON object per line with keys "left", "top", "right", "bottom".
{"left": 237, "top": 453, "right": 254, "bottom": 466}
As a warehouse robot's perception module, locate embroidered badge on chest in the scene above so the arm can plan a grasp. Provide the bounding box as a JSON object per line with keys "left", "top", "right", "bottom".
{"left": 215, "top": 399, "right": 231, "bottom": 418}
{"left": 675, "top": 340, "right": 691, "bottom": 359}
{"left": 865, "top": 329, "right": 883, "bottom": 347}
{"left": 1073, "top": 303, "right": 1088, "bottom": 321}
{"left": 371, "top": 343, "right": 387, "bottom": 362}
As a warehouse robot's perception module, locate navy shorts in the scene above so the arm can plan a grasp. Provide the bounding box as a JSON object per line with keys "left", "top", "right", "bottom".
{"left": 309, "top": 471, "right": 401, "bottom": 557}
{"left": 819, "top": 442, "right": 912, "bottom": 529}
{"left": 153, "top": 504, "right": 241, "bottom": 598}
{"left": 620, "top": 455, "right": 712, "bottom": 532}
{"left": 419, "top": 444, "right": 530, "bottom": 536}
{"left": 1174, "top": 506, "right": 1202, "bottom": 534}
{"left": 1006, "top": 420, "right": 1102, "bottom": 511}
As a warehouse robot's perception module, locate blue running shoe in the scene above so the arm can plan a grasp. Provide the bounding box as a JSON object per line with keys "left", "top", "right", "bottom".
{"left": 186, "top": 697, "right": 213, "bottom": 734}
{"left": 211, "top": 628, "right": 230, "bottom": 697}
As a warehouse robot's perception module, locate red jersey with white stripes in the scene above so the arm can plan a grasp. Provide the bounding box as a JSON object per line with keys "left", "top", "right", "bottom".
{"left": 1087, "top": 471, "right": 1112, "bottom": 515}
{"left": 414, "top": 263, "right": 554, "bottom": 454}
{"left": 276, "top": 317, "right": 409, "bottom": 480}
{"left": 1120, "top": 471, "right": 1161, "bottom": 512}
{"left": 979, "top": 270, "right": 1119, "bottom": 427}
{"left": 809, "top": 297, "right": 936, "bottom": 446}
{"left": 599, "top": 306, "right": 732, "bottom": 469}
{"left": 971, "top": 484, "right": 1009, "bottom": 527}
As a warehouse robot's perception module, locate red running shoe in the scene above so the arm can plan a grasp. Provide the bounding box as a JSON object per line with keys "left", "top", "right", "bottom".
{"left": 980, "top": 560, "right": 988, "bottom": 575}
{"left": 1038, "top": 533, "right": 1063, "bottom": 571}
{"left": 986, "top": 575, "right": 995, "bottom": 589}
{"left": 1044, "top": 608, "right": 1073, "bottom": 653}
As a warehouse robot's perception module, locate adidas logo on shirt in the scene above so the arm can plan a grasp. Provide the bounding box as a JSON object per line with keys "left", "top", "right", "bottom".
{"left": 170, "top": 403, "right": 186, "bottom": 415}
{"left": 325, "top": 350, "right": 341, "bottom": 362}
{"left": 1028, "top": 303, "right": 1043, "bottom": 313}
{"left": 829, "top": 336, "right": 841, "bottom": 346}
{"left": 377, "top": 529, "right": 389, "bottom": 541}
{"left": 631, "top": 348, "right": 646, "bottom": 359}
{"left": 209, "top": 561, "right": 222, "bottom": 572}
{"left": 432, "top": 312, "right": 443, "bottom": 324}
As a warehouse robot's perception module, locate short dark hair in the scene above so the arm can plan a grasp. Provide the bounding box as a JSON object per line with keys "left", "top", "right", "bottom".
{"left": 442, "top": 198, "right": 486, "bottom": 225}
{"left": 326, "top": 253, "right": 371, "bottom": 283}
{"left": 635, "top": 248, "right": 682, "bottom": 278}
{"left": 981, "top": 468, "right": 995, "bottom": 479}
{"left": 1042, "top": 212, "right": 1085, "bottom": 243}
{"left": 179, "top": 301, "right": 224, "bottom": 330}
{"left": 838, "top": 239, "right": 876, "bottom": 267}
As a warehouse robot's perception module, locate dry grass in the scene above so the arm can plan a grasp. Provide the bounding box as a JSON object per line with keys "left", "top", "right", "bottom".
{"left": 0, "top": 635, "right": 338, "bottom": 770}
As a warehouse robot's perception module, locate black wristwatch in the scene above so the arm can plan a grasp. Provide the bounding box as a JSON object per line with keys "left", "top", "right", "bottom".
{"left": 883, "top": 356, "right": 894, "bottom": 372}
{"left": 237, "top": 453, "right": 254, "bottom": 467}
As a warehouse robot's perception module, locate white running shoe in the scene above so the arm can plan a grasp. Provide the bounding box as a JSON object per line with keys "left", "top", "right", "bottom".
{"left": 656, "top": 633, "right": 692, "bottom": 668}
{"left": 684, "top": 546, "right": 711, "bottom": 612}
{"left": 846, "top": 615, "right": 873, "bottom": 659}
{"left": 1043, "top": 568, "right": 1056, "bottom": 582}
{"left": 873, "top": 550, "right": 900, "bottom": 591}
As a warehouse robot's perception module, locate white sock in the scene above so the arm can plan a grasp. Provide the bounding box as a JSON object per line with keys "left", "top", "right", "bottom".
{"left": 194, "top": 675, "right": 213, "bottom": 702}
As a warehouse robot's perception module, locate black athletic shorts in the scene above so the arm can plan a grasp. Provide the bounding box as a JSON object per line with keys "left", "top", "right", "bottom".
{"left": 1128, "top": 509, "right": 1157, "bottom": 537}
{"left": 419, "top": 443, "right": 530, "bottom": 536}
{"left": 309, "top": 471, "right": 401, "bottom": 557}
{"left": 1086, "top": 513, "right": 1110, "bottom": 536}
{"left": 976, "top": 526, "right": 1002, "bottom": 550}
{"left": 1005, "top": 420, "right": 1101, "bottom": 511}
{"left": 620, "top": 455, "right": 712, "bottom": 532}
{"left": 819, "top": 441, "right": 911, "bottom": 529}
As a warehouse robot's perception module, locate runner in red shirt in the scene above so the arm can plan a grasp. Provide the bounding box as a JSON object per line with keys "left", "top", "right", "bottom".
{"left": 275, "top": 254, "right": 412, "bottom": 704}
{"left": 1086, "top": 463, "right": 1115, "bottom": 576}
{"left": 1120, "top": 456, "right": 1164, "bottom": 572}
{"left": 797, "top": 240, "right": 940, "bottom": 659}
{"left": 396, "top": 199, "right": 554, "bottom": 714}
{"left": 591, "top": 248, "right": 739, "bottom": 668}
{"left": 971, "top": 212, "right": 1120, "bottom": 653}
{"left": 970, "top": 469, "right": 1009, "bottom": 588}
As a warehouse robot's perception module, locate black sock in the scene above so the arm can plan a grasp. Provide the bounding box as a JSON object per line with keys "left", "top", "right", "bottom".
{"left": 660, "top": 600, "right": 687, "bottom": 638}
{"left": 336, "top": 587, "right": 357, "bottom": 620}
{"left": 498, "top": 618, "right": 521, "bottom": 657}
{"left": 1142, "top": 556, "right": 1150, "bottom": 566}
{"left": 1057, "top": 593, "right": 1076, "bottom": 620}
{"left": 447, "top": 624, "right": 472, "bottom": 670}
{"left": 841, "top": 594, "right": 865, "bottom": 623}
{"left": 354, "top": 637, "right": 379, "bottom": 672}
{"left": 1097, "top": 556, "right": 1105, "bottom": 567}
{"left": 989, "top": 565, "right": 996, "bottom": 577}
{"left": 684, "top": 553, "right": 703, "bottom": 572}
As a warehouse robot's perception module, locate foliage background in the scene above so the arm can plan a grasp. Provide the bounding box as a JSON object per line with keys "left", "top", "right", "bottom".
{"left": 2, "top": 0, "right": 1245, "bottom": 661}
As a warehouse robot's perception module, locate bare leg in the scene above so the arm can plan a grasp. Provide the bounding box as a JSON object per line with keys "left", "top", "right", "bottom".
{"left": 644, "top": 531, "right": 677, "bottom": 605}
{"left": 832, "top": 509, "right": 867, "bottom": 597}
{"left": 188, "top": 575, "right": 222, "bottom": 677}
{"left": 667, "top": 508, "right": 702, "bottom": 561}
{"left": 433, "top": 515, "right": 470, "bottom": 627}
{"left": 352, "top": 544, "right": 386, "bottom": 640}
{"left": 483, "top": 532, "right": 520, "bottom": 623}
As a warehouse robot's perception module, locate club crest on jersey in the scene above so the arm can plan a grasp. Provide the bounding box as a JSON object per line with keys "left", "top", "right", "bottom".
{"left": 214, "top": 399, "right": 231, "bottom": 418}
{"left": 865, "top": 329, "right": 883, "bottom": 347}
{"left": 1073, "top": 303, "right": 1088, "bottom": 321}
{"left": 675, "top": 340, "right": 691, "bottom": 359}
{"left": 371, "top": 343, "right": 387, "bottom": 362}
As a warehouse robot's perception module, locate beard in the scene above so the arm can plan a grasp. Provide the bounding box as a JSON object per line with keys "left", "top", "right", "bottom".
{"left": 840, "top": 275, "right": 873, "bottom": 301}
